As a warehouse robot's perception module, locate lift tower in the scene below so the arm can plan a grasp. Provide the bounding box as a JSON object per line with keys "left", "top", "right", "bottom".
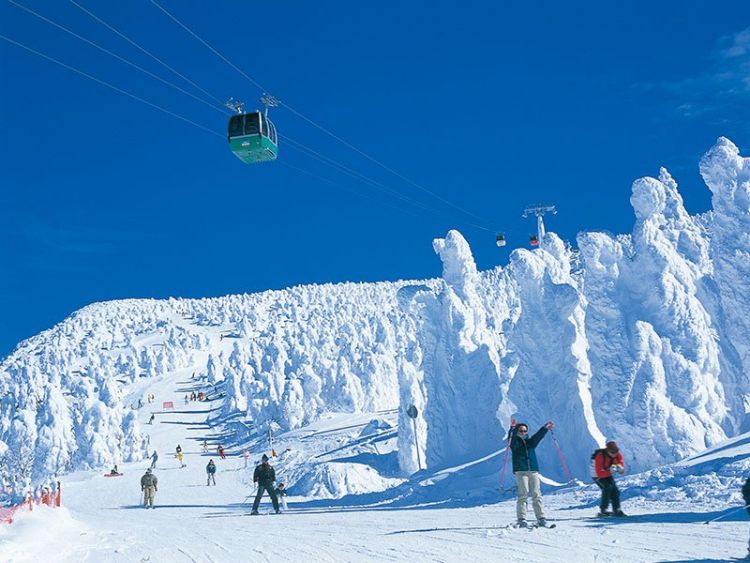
{"left": 522, "top": 205, "right": 557, "bottom": 246}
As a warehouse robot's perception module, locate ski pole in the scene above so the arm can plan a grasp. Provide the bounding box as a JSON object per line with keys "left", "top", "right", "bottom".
{"left": 704, "top": 503, "right": 750, "bottom": 524}
{"left": 499, "top": 419, "right": 516, "bottom": 489}
{"left": 549, "top": 429, "right": 573, "bottom": 483}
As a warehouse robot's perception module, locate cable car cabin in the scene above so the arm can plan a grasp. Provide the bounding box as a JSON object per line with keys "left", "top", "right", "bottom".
{"left": 495, "top": 233, "right": 507, "bottom": 247}
{"left": 529, "top": 235, "right": 539, "bottom": 247}
{"left": 227, "top": 111, "right": 278, "bottom": 164}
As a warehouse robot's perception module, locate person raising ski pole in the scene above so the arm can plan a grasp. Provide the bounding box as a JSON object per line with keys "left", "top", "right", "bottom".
{"left": 592, "top": 441, "right": 626, "bottom": 517}
{"left": 510, "top": 421, "right": 553, "bottom": 527}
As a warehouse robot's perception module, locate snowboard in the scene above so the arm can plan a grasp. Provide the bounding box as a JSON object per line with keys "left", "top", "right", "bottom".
{"left": 104, "top": 473, "right": 123, "bottom": 477}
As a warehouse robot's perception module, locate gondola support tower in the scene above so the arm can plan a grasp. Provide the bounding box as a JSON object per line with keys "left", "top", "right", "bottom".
{"left": 522, "top": 205, "right": 557, "bottom": 244}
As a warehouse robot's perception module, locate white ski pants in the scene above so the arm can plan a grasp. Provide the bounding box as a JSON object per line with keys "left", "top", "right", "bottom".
{"left": 515, "top": 471, "right": 545, "bottom": 521}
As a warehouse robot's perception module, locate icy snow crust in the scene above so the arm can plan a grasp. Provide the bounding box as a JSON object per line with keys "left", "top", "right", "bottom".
{"left": 2, "top": 137, "right": 750, "bottom": 503}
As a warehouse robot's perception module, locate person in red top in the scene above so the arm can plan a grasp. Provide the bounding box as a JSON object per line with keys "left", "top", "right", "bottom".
{"left": 592, "top": 441, "right": 626, "bottom": 517}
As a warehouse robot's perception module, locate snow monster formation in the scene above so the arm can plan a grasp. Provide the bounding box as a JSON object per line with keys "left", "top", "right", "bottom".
{"left": 2, "top": 137, "right": 750, "bottom": 496}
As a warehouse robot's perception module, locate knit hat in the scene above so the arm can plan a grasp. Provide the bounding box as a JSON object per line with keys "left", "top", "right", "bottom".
{"left": 605, "top": 441, "right": 619, "bottom": 453}
{"left": 262, "top": 454, "right": 269, "bottom": 462}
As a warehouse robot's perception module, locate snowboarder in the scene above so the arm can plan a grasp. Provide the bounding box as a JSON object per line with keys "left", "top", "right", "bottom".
{"left": 202, "top": 440, "right": 209, "bottom": 453}
{"left": 141, "top": 468, "right": 158, "bottom": 508}
{"left": 275, "top": 482, "right": 288, "bottom": 512}
{"left": 148, "top": 413, "right": 155, "bottom": 425}
{"left": 251, "top": 454, "right": 280, "bottom": 515}
{"left": 243, "top": 448, "right": 249, "bottom": 468}
{"left": 509, "top": 421, "right": 553, "bottom": 527}
{"left": 206, "top": 459, "right": 217, "bottom": 486}
{"left": 109, "top": 465, "right": 120, "bottom": 476}
{"left": 150, "top": 450, "right": 158, "bottom": 469}
{"left": 218, "top": 445, "right": 226, "bottom": 460}
{"left": 592, "top": 441, "right": 626, "bottom": 517}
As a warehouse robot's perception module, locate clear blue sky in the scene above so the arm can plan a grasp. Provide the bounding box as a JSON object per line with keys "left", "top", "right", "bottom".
{"left": 1, "top": 1, "right": 749, "bottom": 357}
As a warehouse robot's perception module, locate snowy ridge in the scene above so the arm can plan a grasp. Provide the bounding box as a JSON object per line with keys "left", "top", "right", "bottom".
{"left": 2, "top": 137, "right": 750, "bottom": 503}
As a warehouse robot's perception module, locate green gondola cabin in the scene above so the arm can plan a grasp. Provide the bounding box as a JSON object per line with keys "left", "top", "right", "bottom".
{"left": 227, "top": 111, "right": 278, "bottom": 164}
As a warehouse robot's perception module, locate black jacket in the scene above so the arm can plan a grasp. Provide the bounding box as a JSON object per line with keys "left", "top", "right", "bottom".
{"left": 254, "top": 462, "right": 276, "bottom": 485}
{"left": 509, "top": 426, "right": 548, "bottom": 472}
{"left": 742, "top": 477, "right": 750, "bottom": 516}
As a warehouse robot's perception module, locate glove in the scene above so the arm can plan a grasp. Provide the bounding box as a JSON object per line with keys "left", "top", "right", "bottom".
{"left": 545, "top": 421, "right": 554, "bottom": 431}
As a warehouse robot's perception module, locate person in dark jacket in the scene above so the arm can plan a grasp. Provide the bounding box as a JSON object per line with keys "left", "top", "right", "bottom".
{"left": 251, "top": 454, "right": 279, "bottom": 514}
{"left": 140, "top": 468, "right": 158, "bottom": 508}
{"left": 592, "top": 441, "right": 626, "bottom": 517}
{"left": 206, "top": 459, "right": 217, "bottom": 486}
{"left": 509, "top": 421, "right": 553, "bottom": 527}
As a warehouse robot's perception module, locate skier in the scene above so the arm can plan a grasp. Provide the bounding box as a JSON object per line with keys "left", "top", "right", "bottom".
{"left": 206, "top": 459, "right": 217, "bottom": 486}
{"left": 140, "top": 468, "right": 158, "bottom": 509}
{"left": 743, "top": 476, "right": 750, "bottom": 558}
{"left": 148, "top": 413, "right": 155, "bottom": 425}
{"left": 509, "top": 421, "right": 553, "bottom": 527}
{"left": 275, "top": 482, "right": 288, "bottom": 512}
{"left": 251, "top": 454, "right": 280, "bottom": 515}
{"left": 202, "top": 440, "right": 209, "bottom": 453}
{"left": 218, "top": 445, "right": 226, "bottom": 460}
{"left": 243, "top": 447, "right": 249, "bottom": 469}
{"left": 150, "top": 450, "right": 158, "bottom": 469}
{"left": 592, "top": 441, "right": 626, "bottom": 517}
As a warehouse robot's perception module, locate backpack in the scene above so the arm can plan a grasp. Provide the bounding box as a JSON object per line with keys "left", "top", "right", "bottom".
{"left": 590, "top": 449, "right": 615, "bottom": 477}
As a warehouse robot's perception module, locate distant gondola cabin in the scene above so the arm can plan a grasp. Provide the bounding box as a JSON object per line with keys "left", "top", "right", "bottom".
{"left": 227, "top": 111, "right": 278, "bottom": 164}
{"left": 529, "top": 235, "right": 539, "bottom": 247}
{"left": 495, "top": 233, "right": 506, "bottom": 247}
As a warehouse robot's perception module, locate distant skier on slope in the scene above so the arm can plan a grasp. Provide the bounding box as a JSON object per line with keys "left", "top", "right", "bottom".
{"left": 150, "top": 450, "right": 158, "bottom": 469}
{"left": 206, "top": 459, "right": 216, "bottom": 485}
{"left": 141, "top": 468, "right": 158, "bottom": 509}
{"left": 251, "top": 454, "right": 280, "bottom": 515}
{"left": 509, "top": 421, "right": 553, "bottom": 527}
{"left": 275, "top": 482, "right": 288, "bottom": 512}
{"left": 592, "top": 441, "right": 626, "bottom": 517}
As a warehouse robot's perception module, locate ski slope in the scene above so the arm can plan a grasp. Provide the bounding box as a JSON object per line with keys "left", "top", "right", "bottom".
{"left": 2, "top": 366, "right": 747, "bottom": 563}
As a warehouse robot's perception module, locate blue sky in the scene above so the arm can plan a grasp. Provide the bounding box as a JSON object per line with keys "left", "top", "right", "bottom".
{"left": 1, "top": 1, "right": 749, "bottom": 357}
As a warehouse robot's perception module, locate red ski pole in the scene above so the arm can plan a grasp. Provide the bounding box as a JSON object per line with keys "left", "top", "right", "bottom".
{"left": 499, "top": 419, "right": 516, "bottom": 489}
{"left": 549, "top": 429, "right": 573, "bottom": 483}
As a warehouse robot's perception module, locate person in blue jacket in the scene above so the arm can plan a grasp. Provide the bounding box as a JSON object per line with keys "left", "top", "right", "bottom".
{"left": 509, "top": 421, "right": 553, "bottom": 527}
